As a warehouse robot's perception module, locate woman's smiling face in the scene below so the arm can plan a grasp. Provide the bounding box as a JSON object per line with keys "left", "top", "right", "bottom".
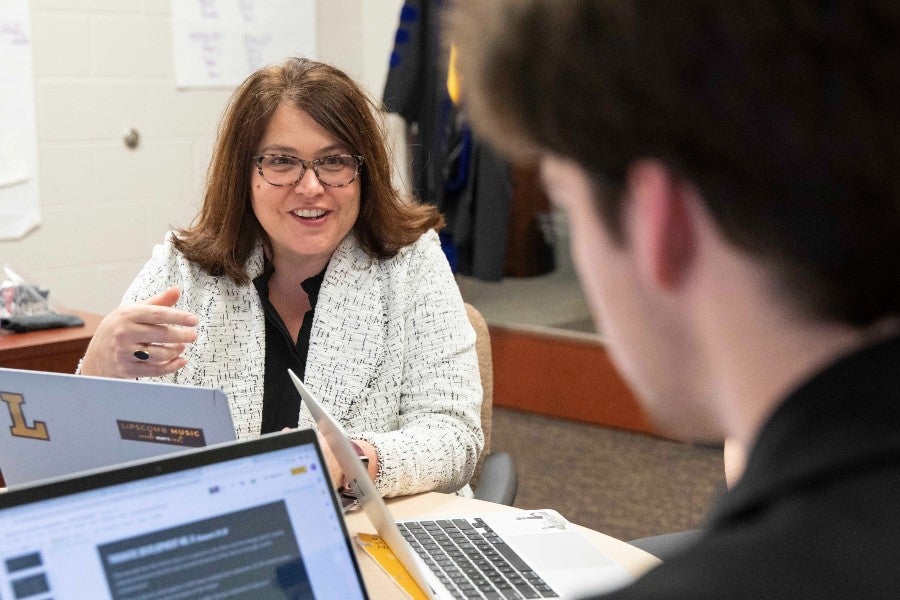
{"left": 251, "top": 103, "right": 361, "bottom": 274}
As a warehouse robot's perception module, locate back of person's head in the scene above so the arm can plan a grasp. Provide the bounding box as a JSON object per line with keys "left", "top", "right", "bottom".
{"left": 177, "top": 57, "right": 442, "bottom": 283}
{"left": 450, "top": 1, "right": 899, "bottom": 327}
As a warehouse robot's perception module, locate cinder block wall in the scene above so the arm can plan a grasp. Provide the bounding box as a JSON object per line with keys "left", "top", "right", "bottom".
{"left": 1, "top": 0, "right": 403, "bottom": 315}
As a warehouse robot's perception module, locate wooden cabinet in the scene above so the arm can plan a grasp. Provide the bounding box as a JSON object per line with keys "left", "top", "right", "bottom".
{"left": 489, "top": 324, "right": 661, "bottom": 436}
{"left": 0, "top": 310, "right": 102, "bottom": 373}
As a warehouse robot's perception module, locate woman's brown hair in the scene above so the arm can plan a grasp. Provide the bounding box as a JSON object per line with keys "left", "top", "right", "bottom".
{"left": 174, "top": 57, "right": 443, "bottom": 284}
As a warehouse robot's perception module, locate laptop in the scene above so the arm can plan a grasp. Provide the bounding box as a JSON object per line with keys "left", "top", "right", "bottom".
{"left": 0, "top": 368, "right": 236, "bottom": 487}
{"left": 288, "top": 369, "right": 634, "bottom": 600}
{"left": 0, "top": 428, "right": 368, "bottom": 599}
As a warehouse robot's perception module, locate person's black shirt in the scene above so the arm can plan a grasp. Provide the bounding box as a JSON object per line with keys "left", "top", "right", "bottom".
{"left": 590, "top": 335, "right": 900, "bottom": 599}
{"left": 253, "top": 264, "right": 326, "bottom": 434}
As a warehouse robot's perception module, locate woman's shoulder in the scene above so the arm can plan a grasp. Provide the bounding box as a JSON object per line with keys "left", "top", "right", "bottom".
{"left": 375, "top": 230, "right": 456, "bottom": 299}
{"left": 386, "top": 229, "right": 443, "bottom": 267}
{"left": 125, "top": 232, "right": 260, "bottom": 306}
{"left": 333, "top": 229, "right": 442, "bottom": 273}
{"left": 408, "top": 228, "right": 441, "bottom": 253}
{"left": 374, "top": 230, "right": 448, "bottom": 288}
{"left": 137, "top": 233, "right": 223, "bottom": 294}
{"left": 148, "top": 232, "right": 206, "bottom": 278}
{"left": 150, "top": 232, "right": 265, "bottom": 283}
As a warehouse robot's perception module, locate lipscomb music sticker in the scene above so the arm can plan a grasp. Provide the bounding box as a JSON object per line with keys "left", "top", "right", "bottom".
{"left": 116, "top": 420, "right": 206, "bottom": 447}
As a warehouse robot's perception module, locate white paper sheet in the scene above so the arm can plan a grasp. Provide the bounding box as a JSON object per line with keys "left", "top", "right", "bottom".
{"left": 171, "top": 0, "right": 317, "bottom": 89}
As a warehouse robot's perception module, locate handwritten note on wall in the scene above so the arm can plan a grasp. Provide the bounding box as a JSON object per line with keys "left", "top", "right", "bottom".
{"left": 0, "top": 0, "right": 40, "bottom": 241}
{"left": 171, "top": 0, "right": 317, "bottom": 89}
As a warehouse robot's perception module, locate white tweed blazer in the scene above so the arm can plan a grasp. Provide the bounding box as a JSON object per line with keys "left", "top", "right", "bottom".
{"left": 121, "top": 229, "right": 484, "bottom": 497}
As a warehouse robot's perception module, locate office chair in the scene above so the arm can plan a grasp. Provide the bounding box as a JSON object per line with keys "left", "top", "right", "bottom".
{"left": 464, "top": 303, "right": 518, "bottom": 506}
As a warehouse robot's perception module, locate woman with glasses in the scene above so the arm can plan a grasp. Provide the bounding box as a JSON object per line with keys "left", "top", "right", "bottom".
{"left": 77, "top": 57, "right": 484, "bottom": 498}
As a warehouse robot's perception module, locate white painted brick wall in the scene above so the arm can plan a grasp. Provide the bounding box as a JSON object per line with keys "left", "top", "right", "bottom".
{"left": 1, "top": 0, "right": 403, "bottom": 315}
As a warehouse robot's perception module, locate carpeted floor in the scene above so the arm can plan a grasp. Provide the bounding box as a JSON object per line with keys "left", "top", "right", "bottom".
{"left": 490, "top": 407, "right": 727, "bottom": 542}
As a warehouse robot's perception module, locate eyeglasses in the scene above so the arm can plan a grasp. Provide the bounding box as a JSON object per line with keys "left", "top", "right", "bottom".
{"left": 252, "top": 153, "right": 364, "bottom": 187}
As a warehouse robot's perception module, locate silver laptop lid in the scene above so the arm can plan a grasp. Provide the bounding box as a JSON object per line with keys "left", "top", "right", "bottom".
{"left": 287, "top": 368, "right": 448, "bottom": 599}
{"left": 289, "top": 369, "right": 634, "bottom": 600}
{"left": 0, "top": 429, "right": 368, "bottom": 599}
{"left": 0, "top": 368, "right": 236, "bottom": 486}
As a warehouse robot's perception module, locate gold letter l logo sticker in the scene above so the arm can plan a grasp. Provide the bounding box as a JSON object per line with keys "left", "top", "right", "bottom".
{"left": 1, "top": 391, "right": 49, "bottom": 440}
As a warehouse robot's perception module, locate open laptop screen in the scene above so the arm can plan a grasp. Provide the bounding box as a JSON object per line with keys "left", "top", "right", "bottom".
{"left": 0, "top": 429, "right": 368, "bottom": 600}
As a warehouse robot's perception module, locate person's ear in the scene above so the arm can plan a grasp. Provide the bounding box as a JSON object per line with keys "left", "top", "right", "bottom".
{"left": 625, "top": 160, "right": 696, "bottom": 291}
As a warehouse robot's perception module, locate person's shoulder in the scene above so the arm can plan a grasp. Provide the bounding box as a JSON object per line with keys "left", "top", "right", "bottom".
{"left": 387, "top": 231, "right": 448, "bottom": 284}
{"left": 150, "top": 232, "right": 197, "bottom": 272}
{"left": 150, "top": 231, "right": 187, "bottom": 261}
{"left": 351, "top": 229, "right": 442, "bottom": 272}
{"left": 614, "top": 483, "right": 900, "bottom": 599}
{"left": 590, "top": 537, "right": 766, "bottom": 599}
{"left": 395, "top": 228, "right": 442, "bottom": 262}
{"left": 146, "top": 231, "right": 219, "bottom": 285}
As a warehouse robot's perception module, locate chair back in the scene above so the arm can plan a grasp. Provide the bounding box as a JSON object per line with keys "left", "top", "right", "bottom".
{"left": 465, "top": 302, "right": 493, "bottom": 489}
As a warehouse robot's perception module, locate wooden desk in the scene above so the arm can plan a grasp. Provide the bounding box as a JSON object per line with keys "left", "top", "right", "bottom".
{"left": 0, "top": 310, "right": 102, "bottom": 373}
{"left": 345, "top": 492, "right": 660, "bottom": 598}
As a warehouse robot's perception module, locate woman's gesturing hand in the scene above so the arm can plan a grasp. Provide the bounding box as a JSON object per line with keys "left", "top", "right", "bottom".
{"left": 78, "top": 287, "right": 199, "bottom": 379}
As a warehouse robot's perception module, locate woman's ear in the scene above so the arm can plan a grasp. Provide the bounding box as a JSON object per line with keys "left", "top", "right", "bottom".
{"left": 625, "top": 160, "right": 696, "bottom": 291}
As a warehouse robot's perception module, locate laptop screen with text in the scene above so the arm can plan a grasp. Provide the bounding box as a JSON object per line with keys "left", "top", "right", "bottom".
{"left": 0, "top": 430, "right": 368, "bottom": 600}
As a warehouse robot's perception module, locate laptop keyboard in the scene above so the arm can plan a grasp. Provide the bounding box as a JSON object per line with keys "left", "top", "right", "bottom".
{"left": 398, "top": 518, "right": 559, "bottom": 599}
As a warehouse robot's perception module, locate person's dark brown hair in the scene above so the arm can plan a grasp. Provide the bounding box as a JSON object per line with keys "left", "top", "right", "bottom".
{"left": 174, "top": 57, "right": 443, "bottom": 284}
{"left": 448, "top": 0, "right": 899, "bottom": 327}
